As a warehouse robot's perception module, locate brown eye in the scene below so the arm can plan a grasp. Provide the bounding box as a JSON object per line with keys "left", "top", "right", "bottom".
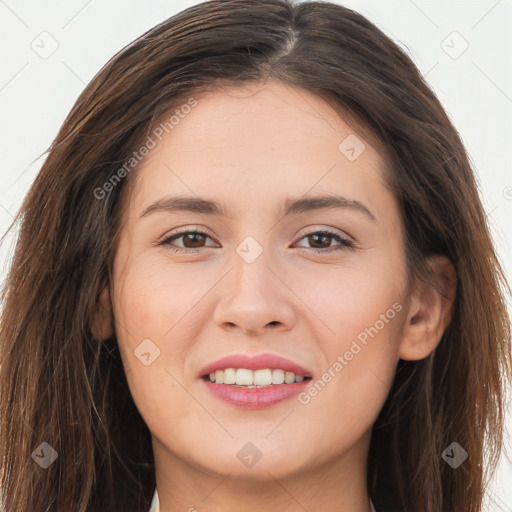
{"left": 294, "top": 230, "right": 355, "bottom": 252}
{"left": 307, "top": 233, "right": 334, "bottom": 249}
{"left": 160, "top": 230, "right": 216, "bottom": 252}
{"left": 181, "top": 232, "right": 207, "bottom": 248}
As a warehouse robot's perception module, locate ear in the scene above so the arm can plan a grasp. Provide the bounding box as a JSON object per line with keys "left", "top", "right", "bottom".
{"left": 399, "top": 255, "right": 456, "bottom": 361}
{"left": 91, "top": 286, "right": 115, "bottom": 341}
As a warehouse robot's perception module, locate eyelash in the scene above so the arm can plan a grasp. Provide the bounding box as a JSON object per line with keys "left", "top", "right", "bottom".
{"left": 158, "top": 228, "right": 355, "bottom": 254}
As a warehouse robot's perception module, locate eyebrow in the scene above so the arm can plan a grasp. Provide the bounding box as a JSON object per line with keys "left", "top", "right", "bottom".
{"left": 139, "top": 194, "right": 376, "bottom": 222}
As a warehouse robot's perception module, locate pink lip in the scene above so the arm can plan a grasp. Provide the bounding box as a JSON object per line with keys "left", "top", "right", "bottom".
{"left": 202, "top": 380, "right": 309, "bottom": 409}
{"left": 198, "top": 353, "right": 312, "bottom": 378}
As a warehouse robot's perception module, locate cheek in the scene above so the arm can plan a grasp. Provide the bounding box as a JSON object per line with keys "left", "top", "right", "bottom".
{"left": 113, "top": 257, "right": 200, "bottom": 340}
{"left": 297, "top": 311, "right": 403, "bottom": 448}
{"left": 291, "top": 247, "right": 405, "bottom": 407}
{"left": 110, "top": 259, "right": 176, "bottom": 383}
{"left": 111, "top": 259, "right": 201, "bottom": 435}
{"left": 291, "top": 250, "right": 405, "bottom": 343}
{"left": 111, "top": 255, "right": 221, "bottom": 387}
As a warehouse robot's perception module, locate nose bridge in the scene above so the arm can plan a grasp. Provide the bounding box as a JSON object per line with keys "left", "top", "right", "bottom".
{"left": 232, "top": 240, "right": 274, "bottom": 299}
{"left": 212, "top": 236, "right": 295, "bottom": 334}
{"left": 230, "top": 236, "right": 280, "bottom": 308}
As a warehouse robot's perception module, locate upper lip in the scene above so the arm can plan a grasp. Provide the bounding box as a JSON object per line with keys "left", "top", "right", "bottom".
{"left": 199, "top": 353, "right": 312, "bottom": 378}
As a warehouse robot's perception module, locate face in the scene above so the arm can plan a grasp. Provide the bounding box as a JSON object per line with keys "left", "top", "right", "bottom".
{"left": 110, "top": 80, "right": 410, "bottom": 482}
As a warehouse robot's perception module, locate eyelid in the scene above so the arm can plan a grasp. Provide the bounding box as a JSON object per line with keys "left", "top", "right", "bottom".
{"left": 291, "top": 228, "right": 355, "bottom": 252}
{"left": 158, "top": 226, "right": 218, "bottom": 247}
{"left": 293, "top": 225, "right": 354, "bottom": 243}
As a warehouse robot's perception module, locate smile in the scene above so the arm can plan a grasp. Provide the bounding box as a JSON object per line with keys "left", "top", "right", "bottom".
{"left": 204, "top": 368, "right": 311, "bottom": 387}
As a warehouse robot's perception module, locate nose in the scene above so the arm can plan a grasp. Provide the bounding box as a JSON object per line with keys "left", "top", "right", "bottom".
{"left": 212, "top": 248, "right": 296, "bottom": 336}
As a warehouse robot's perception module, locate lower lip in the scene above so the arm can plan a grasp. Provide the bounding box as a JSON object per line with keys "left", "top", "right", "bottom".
{"left": 202, "top": 379, "right": 309, "bottom": 409}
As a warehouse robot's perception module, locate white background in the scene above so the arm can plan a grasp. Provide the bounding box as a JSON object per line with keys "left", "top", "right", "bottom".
{"left": 0, "top": 0, "right": 510, "bottom": 509}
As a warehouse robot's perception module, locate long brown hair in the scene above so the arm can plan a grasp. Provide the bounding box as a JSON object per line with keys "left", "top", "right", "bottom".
{"left": 1, "top": 1, "right": 510, "bottom": 510}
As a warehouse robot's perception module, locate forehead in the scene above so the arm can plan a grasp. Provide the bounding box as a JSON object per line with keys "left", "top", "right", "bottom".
{"left": 129, "top": 80, "right": 398, "bottom": 226}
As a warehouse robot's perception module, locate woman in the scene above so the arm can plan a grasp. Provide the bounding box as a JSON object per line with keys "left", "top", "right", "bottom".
{"left": 0, "top": 1, "right": 510, "bottom": 511}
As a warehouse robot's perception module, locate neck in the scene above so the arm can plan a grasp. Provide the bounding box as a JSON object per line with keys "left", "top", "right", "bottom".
{"left": 152, "top": 433, "right": 373, "bottom": 512}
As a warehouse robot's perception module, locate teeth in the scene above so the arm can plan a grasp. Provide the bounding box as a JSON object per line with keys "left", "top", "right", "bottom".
{"left": 223, "top": 368, "right": 236, "bottom": 384}
{"left": 284, "top": 371, "right": 295, "bottom": 384}
{"left": 235, "top": 368, "right": 253, "bottom": 386}
{"left": 207, "top": 368, "right": 307, "bottom": 386}
{"left": 272, "top": 369, "right": 284, "bottom": 385}
{"left": 253, "top": 369, "right": 272, "bottom": 386}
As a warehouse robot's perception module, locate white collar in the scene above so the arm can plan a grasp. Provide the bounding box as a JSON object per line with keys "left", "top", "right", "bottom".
{"left": 148, "top": 488, "right": 159, "bottom": 512}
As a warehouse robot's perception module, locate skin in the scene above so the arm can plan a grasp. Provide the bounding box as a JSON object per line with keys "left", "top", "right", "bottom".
{"left": 95, "top": 80, "right": 456, "bottom": 512}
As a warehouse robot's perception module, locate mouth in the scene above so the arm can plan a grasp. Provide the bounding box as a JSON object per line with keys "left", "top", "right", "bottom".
{"left": 198, "top": 353, "right": 313, "bottom": 385}
{"left": 201, "top": 368, "right": 312, "bottom": 388}
{"left": 198, "top": 353, "right": 313, "bottom": 408}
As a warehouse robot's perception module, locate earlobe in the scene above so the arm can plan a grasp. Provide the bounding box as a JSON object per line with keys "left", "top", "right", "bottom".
{"left": 399, "top": 255, "right": 457, "bottom": 361}
{"left": 91, "top": 286, "right": 115, "bottom": 341}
